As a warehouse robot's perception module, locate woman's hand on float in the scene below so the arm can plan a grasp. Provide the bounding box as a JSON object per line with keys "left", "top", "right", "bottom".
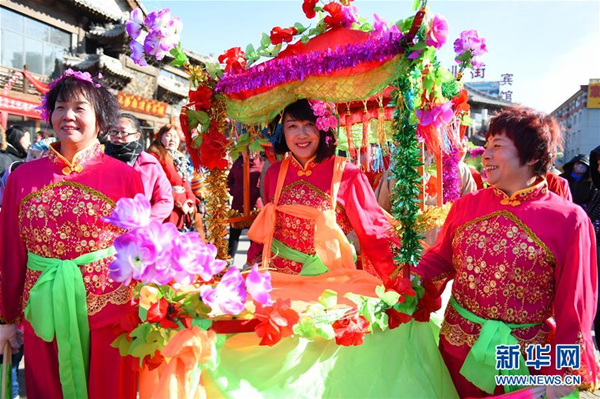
{"left": 0, "top": 324, "right": 19, "bottom": 354}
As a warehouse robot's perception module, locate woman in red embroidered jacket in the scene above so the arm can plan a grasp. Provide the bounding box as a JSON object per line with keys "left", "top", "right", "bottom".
{"left": 415, "top": 106, "right": 599, "bottom": 397}
{"left": 247, "top": 99, "right": 399, "bottom": 281}
{"left": 0, "top": 70, "right": 143, "bottom": 399}
{"left": 147, "top": 125, "right": 197, "bottom": 231}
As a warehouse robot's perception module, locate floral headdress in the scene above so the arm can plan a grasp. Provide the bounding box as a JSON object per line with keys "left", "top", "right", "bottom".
{"left": 308, "top": 100, "right": 338, "bottom": 132}
{"left": 38, "top": 68, "right": 103, "bottom": 122}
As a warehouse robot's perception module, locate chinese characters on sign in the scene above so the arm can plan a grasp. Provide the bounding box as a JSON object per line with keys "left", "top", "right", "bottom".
{"left": 500, "top": 73, "right": 513, "bottom": 102}
{"left": 117, "top": 92, "right": 168, "bottom": 118}
{"left": 495, "top": 344, "right": 581, "bottom": 371}
{"left": 588, "top": 79, "right": 600, "bottom": 108}
{"left": 471, "top": 66, "right": 486, "bottom": 79}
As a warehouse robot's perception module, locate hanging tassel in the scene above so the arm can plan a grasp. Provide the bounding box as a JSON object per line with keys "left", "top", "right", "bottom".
{"left": 361, "top": 100, "right": 369, "bottom": 151}
{"left": 345, "top": 103, "right": 356, "bottom": 158}
{"left": 376, "top": 94, "right": 387, "bottom": 153}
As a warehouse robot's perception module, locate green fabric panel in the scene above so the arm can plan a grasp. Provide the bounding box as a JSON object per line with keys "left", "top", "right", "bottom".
{"left": 24, "top": 246, "right": 116, "bottom": 399}
{"left": 451, "top": 297, "right": 541, "bottom": 394}
{"left": 203, "top": 320, "right": 459, "bottom": 398}
{"left": 271, "top": 238, "right": 329, "bottom": 276}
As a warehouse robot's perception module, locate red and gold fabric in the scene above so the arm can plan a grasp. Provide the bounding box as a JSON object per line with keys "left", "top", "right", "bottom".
{"left": 0, "top": 141, "right": 144, "bottom": 398}
{"left": 248, "top": 155, "right": 399, "bottom": 281}
{"left": 415, "top": 179, "right": 600, "bottom": 396}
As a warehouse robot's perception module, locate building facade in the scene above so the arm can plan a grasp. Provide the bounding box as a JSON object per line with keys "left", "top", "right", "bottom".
{"left": 551, "top": 79, "right": 600, "bottom": 166}
{"left": 0, "top": 0, "right": 213, "bottom": 140}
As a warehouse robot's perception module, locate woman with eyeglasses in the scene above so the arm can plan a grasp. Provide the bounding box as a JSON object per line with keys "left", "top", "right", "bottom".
{"left": 105, "top": 114, "right": 173, "bottom": 222}
{"left": 147, "top": 124, "right": 197, "bottom": 231}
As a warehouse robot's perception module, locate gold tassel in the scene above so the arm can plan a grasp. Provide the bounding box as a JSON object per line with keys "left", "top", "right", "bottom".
{"left": 205, "top": 168, "right": 231, "bottom": 261}
{"left": 376, "top": 94, "right": 387, "bottom": 153}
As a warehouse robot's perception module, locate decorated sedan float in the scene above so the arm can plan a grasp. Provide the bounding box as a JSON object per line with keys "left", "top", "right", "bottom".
{"left": 110, "top": 0, "right": 488, "bottom": 397}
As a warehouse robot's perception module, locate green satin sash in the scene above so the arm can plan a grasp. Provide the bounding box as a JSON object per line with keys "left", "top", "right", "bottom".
{"left": 450, "top": 297, "right": 542, "bottom": 394}
{"left": 24, "top": 246, "right": 116, "bottom": 399}
{"left": 271, "top": 238, "right": 357, "bottom": 276}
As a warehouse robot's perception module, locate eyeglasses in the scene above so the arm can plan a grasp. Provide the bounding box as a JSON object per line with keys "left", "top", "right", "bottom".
{"left": 108, "top": 129, "right": 138, "bottom": 137}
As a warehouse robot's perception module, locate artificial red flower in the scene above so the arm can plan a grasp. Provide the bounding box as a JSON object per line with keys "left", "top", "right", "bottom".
{"left": 278, "top": 41, "right": 307, "bottom": 58}
{"left": 112, "top": 302, "right": 141, "bottom": 338}
{"left": 147, "top": 297, "right": 181, "bottom": 329}
{"left": 323, "top": 2, "right": 345, "bottom": 28}
{"left": 302, "top": 0, "right": 318, "bottom": 19}
{"left": 413, "top": 280, "right": 443, "bottom": 322}
{"left": 384, "top": 276, "right": 416, "bottom": 300}
{"left": 200, "top": 123, "right": 229, "bottom": 170}
{"left": 142, "top": 350, "right": 165, "bottom": 371}
{"left": 332, "top": 314, "right": 371, "bottom": 346}
{"left": 270, "top": 26, "right": 298, "bottom": 45}
{"left": 254, "top": 298, "right": 300, "bottom": 346}
{"left": 452, "top": 89, "right": 470, "bottom": 113}
{"left": 386, "top": 308, "right": 413, "bottom": 329}
{"left": 189, "top": 86, "right": 213, "bottom": 111}
{"left": 218, "top": 47, "right": 246, "bottom": 73}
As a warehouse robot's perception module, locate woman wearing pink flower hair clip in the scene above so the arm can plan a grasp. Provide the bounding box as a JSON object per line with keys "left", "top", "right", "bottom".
{"left": 0, "top": 69, "right": 144, "bottom": 399}
{"left": 247, "top": 98, "right": 401, "bottom": 283}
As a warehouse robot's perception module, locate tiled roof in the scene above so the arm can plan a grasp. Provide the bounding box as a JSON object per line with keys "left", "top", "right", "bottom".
{"left": 69, "top": 0, "right": 126, "bottom": 22}
{"left": 87, "top": 23, "right": 126, "bottom": 38}
{"left": 63, "top": 52, "right": 134, "bottom": 80}
{"left": 157, "top": 75, "right": 188, "bottom": 97}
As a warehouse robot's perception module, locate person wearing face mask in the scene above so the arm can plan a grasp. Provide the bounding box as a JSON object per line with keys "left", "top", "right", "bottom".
{"left": 0, "top": 126, "right": 31, "bottom": 177}
{"left": 147, "top": 124, "right": 197, "bottom": 231}
{"left": 105, "top": 114, "right": 173, "bottom": 222}
{"left": 414, "top": 106, "right": 599, "bottom": 397}
{"left": 560, "top": 154, "right": 596, "bottom": 207}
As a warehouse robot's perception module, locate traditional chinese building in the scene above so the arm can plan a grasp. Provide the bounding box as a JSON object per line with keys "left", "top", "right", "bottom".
{"left": 0, "top": 0, "right": 214, "bottom": 141}
{"left": 551, "top": 79, "right": 600, "bottom": 165}
{"left": 464, "top": 83, "right": 511, "bottom": 145}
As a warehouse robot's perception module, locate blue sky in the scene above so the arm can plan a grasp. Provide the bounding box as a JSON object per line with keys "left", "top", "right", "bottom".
{"left": 144, "top": 0, "right": 600, "bottom": 113}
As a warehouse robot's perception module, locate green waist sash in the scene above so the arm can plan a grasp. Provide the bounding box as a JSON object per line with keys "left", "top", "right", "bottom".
{"left": 450, "top": 297, "right": 542, "bottom": 394}
{"left": 24, "top": 246, "right": 116, "bottom": 399}
{"left": 271, "top": 238, "right": 356, "bottom": 276}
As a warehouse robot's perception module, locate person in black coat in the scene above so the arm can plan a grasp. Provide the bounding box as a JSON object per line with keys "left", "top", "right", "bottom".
{"left": 560, "top": 153, "right": 596, "bottom": 207}
{"left": 0, "top": 126, "right": 30, "bottom": 177}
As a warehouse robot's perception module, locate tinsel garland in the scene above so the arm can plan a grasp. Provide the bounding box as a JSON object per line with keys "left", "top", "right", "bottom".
{"left": 205, "top": 168, "right": 231, "bottom": 260}
{"left": 442, "top": 144, "right": 461, "bottom": 203}
{"left": 390, "top": 64, "right": 424, "bottom": 267}
{"left": 215, "top": 35, "right": 402, "bottom": 96}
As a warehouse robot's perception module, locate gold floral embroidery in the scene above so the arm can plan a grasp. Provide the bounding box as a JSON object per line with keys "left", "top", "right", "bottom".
{"left": 87, "top": 284, "right": 134, "bottom": 315}
{"left": 270, "top": 180, "right": 353, "bottom": 274}
{"left": 20, "top": 180, "right": 115, "bottom": 213}
{"left": 48, "top": 141, "right": 103, "bottom": 175}
{"left": 492, "top": 179, "right": 548, "bottom": 206}
{"left": 19, "top": 181, "right": 126, "bottom": 316}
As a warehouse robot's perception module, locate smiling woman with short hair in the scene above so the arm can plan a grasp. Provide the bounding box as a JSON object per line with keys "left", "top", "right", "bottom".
{"left": 415, "top": 105, "right": 599, "bottom": 396}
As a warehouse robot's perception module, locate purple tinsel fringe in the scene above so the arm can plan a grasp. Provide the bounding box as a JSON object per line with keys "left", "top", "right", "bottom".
{"left": 442, "top": 146, "right": 462, "bottom": 204}
{"left": 215, "top": 34, "right": 403, "bottom": 96}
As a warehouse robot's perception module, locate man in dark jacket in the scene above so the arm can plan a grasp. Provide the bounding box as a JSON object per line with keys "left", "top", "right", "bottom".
{"left": 587, "top": 146, "right": 600, "bottom": 347}
{"left": 560, "top": 153, "right": 596, "bottom": 207}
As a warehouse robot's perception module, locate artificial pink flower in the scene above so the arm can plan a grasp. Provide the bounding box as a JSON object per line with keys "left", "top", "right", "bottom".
{"left": 415, "top": 101, "right": 454, "bottom": 128}
{"left": 246, "top": 264, "right": 273, "bottom": 306}
{"left": 103, "top": 193, "right": 151, "bottom": 229}
{"left": 342, "top": 5, "right": 358, "bottom": 27}
{"left": 453, "top": 30, "right": 487, "bottom": 67}
{"left": 170, "top": 233, "right": 227, "bottom": 284}
{"left": 129, "top": 40, "right": 147, "bottom": 66}
{"left": 144, "top": 9, "right": 171, "bottom": 33}
{"left": 426, "top": 14, "right": 448, "bottom": 50}
{"left": 126, "top": 9, "right": 145, "bottom": 40}
{"left": 200, "top": 267, "right": 248, "bottom": 315}
{"left": 144, "top": 30, "right": 171, "bottom": 61}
